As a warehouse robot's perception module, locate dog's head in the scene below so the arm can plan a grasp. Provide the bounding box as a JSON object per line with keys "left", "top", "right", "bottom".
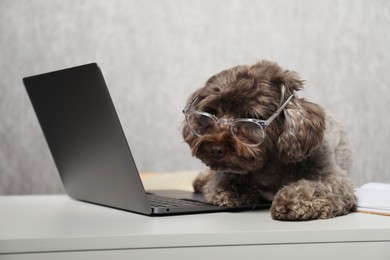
{"left": 182, "top": 60, "right": 325, "bottom": 173}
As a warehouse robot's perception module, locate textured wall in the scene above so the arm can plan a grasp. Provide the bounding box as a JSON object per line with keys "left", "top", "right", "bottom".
{"left": 1, "top": 0, "right": 390, "bottom": 194}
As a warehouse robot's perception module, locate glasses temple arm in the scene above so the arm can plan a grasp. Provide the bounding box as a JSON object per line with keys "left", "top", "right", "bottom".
{"left": 265, "top": 94, "right": 294, "bottom": 125}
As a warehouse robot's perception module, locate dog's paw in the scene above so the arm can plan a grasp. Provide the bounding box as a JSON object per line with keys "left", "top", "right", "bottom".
{"left": 192, "top": 170, "right": 215, "bottom": 193}
{"left": 270, "top": 181, "right": 339, "bottom": 221}
{"left": 203, "top": 188, "right": 246, "bottom": 207}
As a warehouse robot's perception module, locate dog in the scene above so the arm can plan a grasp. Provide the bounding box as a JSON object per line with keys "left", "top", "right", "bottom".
{"left": 182, "top": 60, "right": 356, "bottom": 221}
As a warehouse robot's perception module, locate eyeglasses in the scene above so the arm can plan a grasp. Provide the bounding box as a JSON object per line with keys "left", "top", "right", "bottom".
{"left": 183, "top": 95, "right": 293, "bottom": 146}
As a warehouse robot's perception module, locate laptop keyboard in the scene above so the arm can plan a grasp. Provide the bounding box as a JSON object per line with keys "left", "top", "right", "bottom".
{"left": 147, "top": 194, "right": 207, "bottom": 208}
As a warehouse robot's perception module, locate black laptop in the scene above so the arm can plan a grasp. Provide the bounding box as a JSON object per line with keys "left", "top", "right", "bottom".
{"left": 23, "top": 63, "right": 269, "bottom": 215}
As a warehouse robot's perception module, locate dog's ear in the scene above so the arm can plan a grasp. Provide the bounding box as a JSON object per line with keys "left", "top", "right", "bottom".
{"left": 277, "top": 97, "right": 326, "bottom": 163}
{"left": 269, "top": 65, "right": 326, "bottom": 163}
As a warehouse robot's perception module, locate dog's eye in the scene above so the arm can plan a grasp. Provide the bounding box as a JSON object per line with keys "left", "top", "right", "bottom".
{"left": 197, "top": 114, "right": 215, "bottom": 127}
{"left": 232, "top": 121, "right": 266, "bottom": 145}
{"left": 187, "top": 113, "right": 217, "bottom": 135}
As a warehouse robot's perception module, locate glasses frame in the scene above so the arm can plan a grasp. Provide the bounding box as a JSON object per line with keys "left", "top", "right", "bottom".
{"left": 182, "top": 94, "right": 294, "bottom": 146}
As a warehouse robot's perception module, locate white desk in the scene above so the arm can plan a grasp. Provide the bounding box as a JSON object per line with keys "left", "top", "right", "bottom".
{"left": 1, "top": 195, "right": 390, "bottom": 260}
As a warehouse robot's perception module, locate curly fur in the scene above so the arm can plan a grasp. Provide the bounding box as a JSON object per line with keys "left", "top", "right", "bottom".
{"left": 182, "top": 60, "right": 356, "bottom": 221}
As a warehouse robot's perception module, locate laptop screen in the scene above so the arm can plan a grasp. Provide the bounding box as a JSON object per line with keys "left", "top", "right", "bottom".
{"left": 23, "top": 63, "right": 151, "bottom": 214}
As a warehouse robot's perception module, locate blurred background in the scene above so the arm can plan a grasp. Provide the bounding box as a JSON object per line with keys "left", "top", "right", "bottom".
{"left": 1, "top": 0, "right": 389, "bottom": 194}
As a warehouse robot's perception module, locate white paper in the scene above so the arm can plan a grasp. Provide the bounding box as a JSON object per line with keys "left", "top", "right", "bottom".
{"left": 355, "top": 182, "right": 390, "bottom": 215}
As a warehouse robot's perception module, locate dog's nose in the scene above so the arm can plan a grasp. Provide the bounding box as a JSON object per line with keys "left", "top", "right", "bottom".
{"left": 210, "top": 145, "right": 225, "bottom": 159}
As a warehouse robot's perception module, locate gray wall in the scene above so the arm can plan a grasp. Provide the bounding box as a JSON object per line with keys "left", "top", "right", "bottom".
{"left": 1, "top": 0, "right": 390, "bottom": 194}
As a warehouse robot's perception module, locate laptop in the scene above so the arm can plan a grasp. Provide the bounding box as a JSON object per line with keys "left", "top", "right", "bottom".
{"left": 23, "top": 63, "right": 270, "bottom": 215}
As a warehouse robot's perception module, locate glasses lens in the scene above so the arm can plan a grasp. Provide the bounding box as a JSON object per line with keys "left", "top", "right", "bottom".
{"left": 232, "top": 121, "right": 265, "bottom": 145}
{"left": 186, "top": 112, "right": 217, "bottom": 135}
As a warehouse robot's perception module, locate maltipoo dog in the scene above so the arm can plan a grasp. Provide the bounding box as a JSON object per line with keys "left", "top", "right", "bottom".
{"left": 182, "top": 60, "right": 356, "bottom": 220}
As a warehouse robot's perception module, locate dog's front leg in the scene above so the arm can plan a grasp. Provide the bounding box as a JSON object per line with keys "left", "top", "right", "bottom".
{"left": 192, "top": 169, "right": 216, "bottom": 193}
{"left": 200, "top": 171, "right": 261, "bottom": 207}
{"left": 270, "top": 173, "right": 356, "bottom": 220}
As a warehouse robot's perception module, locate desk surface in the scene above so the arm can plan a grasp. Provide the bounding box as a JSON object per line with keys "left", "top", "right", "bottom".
{"left": 1, "top": 194, "right": 390, "bottom": 256}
